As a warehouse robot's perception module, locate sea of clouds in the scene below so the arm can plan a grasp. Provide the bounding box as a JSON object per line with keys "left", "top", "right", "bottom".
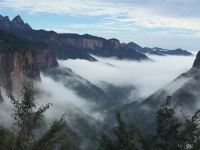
{"left": 59, "top": 54, "right": 195, "bottom": 98}
{"left": 0, "top": 53, "right": 196, "bottom": 129}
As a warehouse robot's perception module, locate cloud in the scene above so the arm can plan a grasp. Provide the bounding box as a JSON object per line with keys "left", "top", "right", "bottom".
{"left": 0, "top": 72, "right": 104, "bottom": 130}
{"left": 59, "top": 55, "right": 195, "bottom": 98}
{"left": 35, "top": 74, "right": 104, "bottom": 121}
{"left": 1, "top": 0, "right": 200, "bottom": 49}
{"left": 1, "top": 0, "right": 200, "bottom": 33}
{"left": 0, "top": 88, "right": 13, "bottom": 128}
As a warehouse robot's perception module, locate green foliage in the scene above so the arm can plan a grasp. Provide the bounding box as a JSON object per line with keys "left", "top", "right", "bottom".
{"left": 0, "top": 30, "right": 47, "bottom": 51}
{"left": 153, "top": 96, "right": 182, "bottom": 150}
{"left": 100, "top": 96, "right": 200, "bottom": 150}
{"left": 99, "top": 132, "right": 114, "bottom": 150}
{"left": 100, "top": 112, "right": 138, "bottom": 150}
{"left": 0, "top": 128, "right": 16, "bottom": 150}
{"left": 0, "top": 82, "right": 74, "bottom": 150}
{"left": 180, "top": 110, "right": 200, "bottom": 150}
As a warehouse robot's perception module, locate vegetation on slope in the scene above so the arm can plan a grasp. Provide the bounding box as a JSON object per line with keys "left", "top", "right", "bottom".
{"left": 100, "top": 96, "right": 200, "bottom": 150}
{"left": 0, "top": 30, "right": 47, "bottom": 51}
{"left": 1, "top": 82, "right": 200, "bottom": 149}
{"left": 0, "top": 83, "right": 77, "bottom": 150}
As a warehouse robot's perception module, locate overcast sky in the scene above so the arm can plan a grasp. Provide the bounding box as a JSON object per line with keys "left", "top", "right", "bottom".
{"left": 0, "top": 0, "right": 200, "bottom": 50}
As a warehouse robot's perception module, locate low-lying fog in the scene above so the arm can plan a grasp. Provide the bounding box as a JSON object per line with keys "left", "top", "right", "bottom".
{"left": 59, "top": 54, "right": 195, "bottom": 98}
{"left": 0, "top": 53, "right": 196, "bottom": 140}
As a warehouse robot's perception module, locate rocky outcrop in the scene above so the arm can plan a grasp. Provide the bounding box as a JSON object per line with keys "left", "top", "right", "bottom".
{"left": 34, "top": 49, "right": 58, "bottom": 70}
{"left": 0, "top": 15, "right": 31, "bottom": 31}
{"left": 12, "top": 15, "right": 31, "bottom": 30}
{"left": 193, "top": 51, "right": 200, "bottom": 68}
{"left": 0, "top": 29, "right": 58, "bottom": 97}
{"left": 0, "top": 48, "right": 58, "bottom": 94}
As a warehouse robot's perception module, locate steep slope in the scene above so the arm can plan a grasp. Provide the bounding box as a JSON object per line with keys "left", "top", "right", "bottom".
{"left": 43, "top": 67, "right": 136, "bottom": 110}
{"left": 0, "top": 30, "right": 58, "bottom": 95}
{"left": 0, "top": 15, "right": 148, "bottom": 61}
{"left": 0, "top": 15, "right": 31, "bottom": 31}
{"left": 106, "top": 51, "right": 199, "bottom": 134}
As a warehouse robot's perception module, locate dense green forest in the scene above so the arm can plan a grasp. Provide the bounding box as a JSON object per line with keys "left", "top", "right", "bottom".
{"left": 1, "top": 84, "right": 200, "bottom": 150}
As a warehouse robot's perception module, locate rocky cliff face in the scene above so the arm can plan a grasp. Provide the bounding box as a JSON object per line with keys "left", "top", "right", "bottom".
{"left": 0, "top": 30, "right": 58, "bottom": 100}
{"left": 0, "top": 48, "right": 58, "bottom": 94}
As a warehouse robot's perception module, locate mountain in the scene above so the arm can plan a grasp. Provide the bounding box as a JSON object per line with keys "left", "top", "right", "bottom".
{"left": 0, "top": 29, "right": 58, "bottom": 98}
{"left": 0, "top": 28, "right": 137, "bottom": 109}
{"left": 106, "top": 51, "right": 199, "bottom": 134}
{"left": 152, "top": 47, "right": 193, "bottom": 56}
{"left": 0, "top": 15, "right": 149, "bottom": 61}
{"left": 0, "top": 15, "right": 31, "bottom": 31}
{"left": 43, "top": 67, "right": 136, "bottom": 110}
{"left": 126, "top": 42, "right": 193, "bottom": 56}
{"left": 0, "top": 28, "right": 139, "bottom": 149}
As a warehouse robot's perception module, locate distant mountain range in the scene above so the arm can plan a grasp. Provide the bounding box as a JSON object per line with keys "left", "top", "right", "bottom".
{"left": 126, "top": 42, "right": 193, "bottom": 56}
{"left": 0, "top": 15, "right": 193, "bottom": 61}
{"left": 0, "top": 15, "right": 148, "bottom": 61}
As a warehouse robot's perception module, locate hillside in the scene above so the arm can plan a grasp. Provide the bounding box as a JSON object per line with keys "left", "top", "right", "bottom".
{"left": 105, "top": 51, "right": 200, "bottom": 134}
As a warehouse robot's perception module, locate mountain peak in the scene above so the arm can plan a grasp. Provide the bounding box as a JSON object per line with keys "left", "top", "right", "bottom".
{"left": 0, "top": 15, "right": 10, "bottom": 21}
{"left": 175, "top": 48, "right": 183, "bottom": 51}
{"left": 12, "top": 15, "right": 24, "bottom": 24}
{"left": 11, "top": 15, "right": 31, "bottom": 30}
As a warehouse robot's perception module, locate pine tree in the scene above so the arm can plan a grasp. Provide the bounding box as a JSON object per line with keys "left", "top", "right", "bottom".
{"left": 153, "top": 96, "right": 182, "bottom": 150}
{"left": 0, "top": 82, "right": 73, "bottom": 150}
{"left": 100, "top": 112, "right": 138, "bottom": 150}
{"left": 100, "top": 96, "right": 200, "bottom": 150}
{"left": 99, "top": 132, "right": 114, "bottom": 150}
{"left": 180, "top": 110, "right": 200, "bottom": 150}
{"left": 114, "top": 112, "right": 138, "bottom": 150}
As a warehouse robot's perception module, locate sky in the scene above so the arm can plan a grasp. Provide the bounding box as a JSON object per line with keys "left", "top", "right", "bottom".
{"left": 0, "top": 0, "right": 200, "bottom": 50}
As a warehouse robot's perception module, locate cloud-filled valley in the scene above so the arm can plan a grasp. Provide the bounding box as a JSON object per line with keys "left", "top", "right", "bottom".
{"left": 0, "top": 54, "right": 195, "bottom": 127}
{"left": 0, "top": 51, "right": 197, "bottom": 150}
{"left": 59, "top": 54, "right": 195, "bottom": 99}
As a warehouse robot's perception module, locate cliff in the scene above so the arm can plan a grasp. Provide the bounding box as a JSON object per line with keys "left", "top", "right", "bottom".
{"left": 0, "top": 30, "right": 58, "bottom": 100}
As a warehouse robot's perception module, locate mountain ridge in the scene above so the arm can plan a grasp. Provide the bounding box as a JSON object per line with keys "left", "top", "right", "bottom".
{"left": 0, "top": 15, "right": 149, "bottom": 61}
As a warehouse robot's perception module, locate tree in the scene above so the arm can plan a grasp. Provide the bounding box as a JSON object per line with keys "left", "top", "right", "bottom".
{"left": 180, "top": 110, "right": 200, "bottom": 150}
{"left": 100, "top": 96, "right": 200, "bottom": 150}
{"left": 0, "top": 82, "right": 73, "bottom": 150}
{"left": 153, "top": 96, "right": 182, "bottom": 150}
{"left": 99, "top": 132, "right": 114, "bottom": 150}
{"left": 100, "top": 112, "right": 138, "bottom": 150}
